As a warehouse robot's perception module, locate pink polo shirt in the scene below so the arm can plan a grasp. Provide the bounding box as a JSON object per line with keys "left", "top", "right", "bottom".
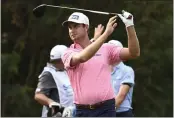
{"left": 62, "top": 43, "right": 123, "bottom": 105}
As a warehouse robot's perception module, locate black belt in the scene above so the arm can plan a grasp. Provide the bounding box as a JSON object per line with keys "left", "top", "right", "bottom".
{"left": 75, "top": 98, "right": 114, "bottom": 110}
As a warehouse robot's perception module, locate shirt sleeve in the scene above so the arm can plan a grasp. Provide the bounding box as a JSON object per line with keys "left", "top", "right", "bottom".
{"left": 35, "top": 71, "right": 60, "bottom": 102}
{"left": 35, "top": 71, "right": 57, "bottom": 93}
{"left": 61, "top": 49, "right": 78, "bottom": 69}
{"left": 105, "top": 43, "right": 123, "bottom": 65}
{"left": 121, "top": 67, "right": 135, "bottom": 87}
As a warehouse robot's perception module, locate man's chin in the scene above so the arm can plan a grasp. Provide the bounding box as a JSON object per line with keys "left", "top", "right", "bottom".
{"left": 72, "top": 38, "right": 79, "bottom": 42}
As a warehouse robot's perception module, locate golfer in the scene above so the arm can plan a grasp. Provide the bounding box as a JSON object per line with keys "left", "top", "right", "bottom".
{"left": 61, "top": 10, "right": 140, "bottom": 117}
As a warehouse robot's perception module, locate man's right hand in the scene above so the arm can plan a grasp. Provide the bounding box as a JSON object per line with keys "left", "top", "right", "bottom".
{"left": 49, "top": 101, "right": 64, "bottom": 116}
{"left": 104, "top": 16, "right": 117, "bottom": 36}
{"left": 117, "top": 10, "right": 134, "bottom": 28}
{"left": 49, "top": 101, "right": 61, "bottom": 108}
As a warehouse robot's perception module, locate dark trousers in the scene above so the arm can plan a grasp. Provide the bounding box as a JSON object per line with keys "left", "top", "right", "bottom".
{"left": 75, "top": 99, "right": 116, "bottom": 117}
{"left": 116, "top": 109, "right": 134, "bottom": 117}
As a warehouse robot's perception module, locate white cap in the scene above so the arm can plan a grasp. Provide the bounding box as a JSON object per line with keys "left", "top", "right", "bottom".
{"left": 108, "top": 40, "right": 123, "bottom": 48}
{"left": 50, "top": 45, "right": 67, "bottom": 60}
{"left": 62, "top": 12, "right": 89, "bottom": 26}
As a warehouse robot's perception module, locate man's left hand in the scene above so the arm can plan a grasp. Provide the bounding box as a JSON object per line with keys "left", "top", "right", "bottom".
{"left": 117, "top": 10, "right": 134, "bottom": 28}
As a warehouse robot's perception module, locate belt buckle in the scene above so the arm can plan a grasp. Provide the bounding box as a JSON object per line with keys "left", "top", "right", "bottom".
{"left": 89, "top": 105, "right": 94, "bottom": 109}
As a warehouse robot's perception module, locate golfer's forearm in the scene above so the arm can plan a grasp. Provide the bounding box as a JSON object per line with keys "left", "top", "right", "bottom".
{"left": 115, "top": 95, "right": 125, "bottom": 108}
{"left": 126, "top": 26, "right": 140, "bottom": 57}
{"left": 78, "top": 32, "right": 109, "bottom": 62}
{"left": 35, "top": 93, "right": 54, "bottom": 106}
{"left": 92, "top": 33, "right": 102, "bottom": 41}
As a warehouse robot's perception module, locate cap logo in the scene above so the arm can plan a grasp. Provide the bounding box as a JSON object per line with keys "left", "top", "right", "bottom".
{"left": 71, "top": 15, "right": 79, "bottom": 20}
{"left": 51, "top": 55, "right": 54, "bottom": 58}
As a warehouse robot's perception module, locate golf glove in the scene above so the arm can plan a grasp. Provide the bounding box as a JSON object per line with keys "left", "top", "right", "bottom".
{"left": 117, "top": 10, "right": 134, "bottom": 28}
{"left": 62, "top": 106, "right": 75, "bottom": 117}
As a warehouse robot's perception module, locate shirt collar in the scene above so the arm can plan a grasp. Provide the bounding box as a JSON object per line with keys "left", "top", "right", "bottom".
{"left": 116, "top": 62, "right": 124, "bottom": 68}
{"left": 70, "top": 43, "right": 83, "bottom": 49}
{"left": 111, "top": 62, "right": 124, "bottom": 75}
{"left": 70, "top": 41, "right": 92, "bottom": 49}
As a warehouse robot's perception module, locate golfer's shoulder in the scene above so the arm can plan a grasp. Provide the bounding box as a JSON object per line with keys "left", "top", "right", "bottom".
{"left": 62, "top": 46, "right": 74, "bottom": 55}
{"left": 103, "top": 43, "right": 111, "bottom": 47}
{"left": 61, "top": 46, "right": 79, "bottom": 61}
{"left": 102, "top": 43, "right": 117, "bottom": 49}
{"left": 63, "top": 44, "right": 81, "bottom": 55}
{"left": 101, "top": 43, "right": 118, "bottom": 52}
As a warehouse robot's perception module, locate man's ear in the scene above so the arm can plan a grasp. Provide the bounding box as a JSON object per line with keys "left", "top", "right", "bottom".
{"left": 86, "top": 25, "right": 89, "bottom": 29}
{"left": 85, "top": 25, "right": 89, "bottom": 32}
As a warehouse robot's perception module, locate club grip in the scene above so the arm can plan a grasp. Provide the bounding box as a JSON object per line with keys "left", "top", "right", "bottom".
{"left": 109, "top": 13, "right": 117, "bottom": 16}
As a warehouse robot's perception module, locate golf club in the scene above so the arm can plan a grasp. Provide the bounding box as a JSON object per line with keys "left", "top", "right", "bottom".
{"left": 33, "top": 4, "right": 119, "bottom": 18}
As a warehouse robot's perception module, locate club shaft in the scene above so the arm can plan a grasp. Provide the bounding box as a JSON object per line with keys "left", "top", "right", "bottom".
{"left": 46, "top": 4, "right": 117, "bottom": 15}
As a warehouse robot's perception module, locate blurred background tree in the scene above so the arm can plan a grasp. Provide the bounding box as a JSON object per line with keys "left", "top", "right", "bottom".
{"left": 1, "top": 0, "right": 173, "bottom": 117}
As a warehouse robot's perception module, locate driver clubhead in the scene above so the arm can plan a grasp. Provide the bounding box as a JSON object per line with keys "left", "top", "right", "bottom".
{"left": 33, "top": 4, "right": 47, "bottom": 18}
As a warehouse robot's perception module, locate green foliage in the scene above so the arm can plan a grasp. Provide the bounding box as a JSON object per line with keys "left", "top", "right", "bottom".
{"left": 1, "top": 84, "right": 41, "bottom": 116}
{"left": 2, "top": 52, "right": 20, "bottom": 84}
{"left": 1, "top": 0, "right": 173, "bottom": 117}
